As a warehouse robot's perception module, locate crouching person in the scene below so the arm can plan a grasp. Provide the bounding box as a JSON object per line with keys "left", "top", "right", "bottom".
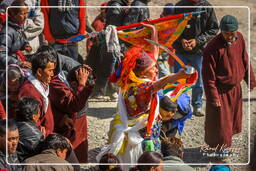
{"left": 23, "top": 133, "right": 74, "bottom": 171}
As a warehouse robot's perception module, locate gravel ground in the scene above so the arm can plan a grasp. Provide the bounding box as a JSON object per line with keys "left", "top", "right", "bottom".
{"left": 79, "top": 0, "right": 256, "bottom": 170}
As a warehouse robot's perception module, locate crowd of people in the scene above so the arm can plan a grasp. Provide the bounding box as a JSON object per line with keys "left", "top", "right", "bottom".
{"left": 0, "top": 0, "right": 255, "bottom": 170}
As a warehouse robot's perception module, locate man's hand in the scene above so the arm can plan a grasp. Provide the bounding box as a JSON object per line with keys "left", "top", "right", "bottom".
{"left": 75, "top": 65, "right": 91, "bottom": 87}
{"left": 62, "top": 115, "right": 74, "bottom": 130}
{"left": 188, "top": 39, "right": 196, "bottom": 49}
{"left": 24, "top": 45, "right": 32, "bottom": 53}
{"left": 212, "top": 101, "right": 221, "bottom": 107}
{"left": 20, "top": 61, "right": 32, "bottom": 69}
{"left": 181, "top": 39, "right": 192, "bottom": 51}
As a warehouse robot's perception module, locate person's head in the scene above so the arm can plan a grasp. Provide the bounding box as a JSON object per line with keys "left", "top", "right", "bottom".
{"left": 0, "top": 119, "right": 19, "bottom": 154}
{"left": 32, "top": 47, "right": 57, "bottom": 83}
{"left": 41, "top": 134, "right": 71, "bottom": 159}
{"left": 15, "top": 97, "right": 40, "bottom": 124}
{"left": 161, "top": 3, "right": 174, "bottom": 17}
{"left": 220, "top": 15, "right": 239, "bottom": 45}
{"left": 2, "top": 65, "right": 24, "bottom": 93}
{"left": 8, "top": 0, "right": 28, "bottom": 25}
{"left": 99, "top": 153, "right": 122, "bottom": 171}
{"left": 186, "top": 0, "right": 201, "bottom": 4}
{"left": 161, "top": 136, "right": 184, "bottom": 159}
{"left": 67, "top": 64, "right": 93, "bottom": 90}
{"left": 132, "top": 151, "right": 163, "bottom": 171}
{"left": 159, "top": 96, "right": 178, "bottom": 121}
{"left": 125, "top": 0, "right": 134, "bottom": 5}
{"left": 126, "top": 47, "right": 157, "bottom": 80}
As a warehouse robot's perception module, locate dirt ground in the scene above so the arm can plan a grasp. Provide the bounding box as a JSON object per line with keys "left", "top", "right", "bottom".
{"left": 79, "top": 0, "right": 256, "bottom": 170}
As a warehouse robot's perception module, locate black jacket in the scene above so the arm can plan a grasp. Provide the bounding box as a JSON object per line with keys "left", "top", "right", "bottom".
{"left": 0, "top": 151, "right": 22, "bottom": 171}
{"left": 48, "top": 0, "right": 80, "bottom": 39}
{"left": 106, "top": 0, "right": 131, "bottom": 27}
{"left": 173, "top": 0, "right": 219, "bottom": 55}
{"left": 0, "top": 21, "right": 28, "bottom": 69}
{"left": 16, "top": 121, "right": 44, "bottom": 161}
{"left": 123, "top": 0, "right": 150, "bottom": 26}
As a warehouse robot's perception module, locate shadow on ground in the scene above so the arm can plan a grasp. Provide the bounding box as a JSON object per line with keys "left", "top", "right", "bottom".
{"left": 86, "top": 107, "right": 116, "bottom": 119}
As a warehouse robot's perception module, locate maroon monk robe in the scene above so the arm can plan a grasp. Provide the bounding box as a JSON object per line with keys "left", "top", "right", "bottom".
{"left": 49, "top": 75, "right": 94, "bottom": 163}
{"left": 18, "top": 80, "right": 54, "bottom": 136}
{"left": 202, "top": 32, "right": 256, "bottom": 148}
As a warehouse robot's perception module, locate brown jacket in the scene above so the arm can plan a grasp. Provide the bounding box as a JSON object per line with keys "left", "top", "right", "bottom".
{"left": 23, "top": 149, "right": 74, "bottom": 171}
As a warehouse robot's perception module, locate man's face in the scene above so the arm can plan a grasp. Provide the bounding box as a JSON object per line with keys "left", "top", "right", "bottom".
{"left": 126, "top": 0, "right": 134, "bottom": 4}
{"left": 221, "top": 30, "right": 237, "bottom": 44}
{"left": 10, "top": 8, "right": 28, "bottom": 25}
{"left": 37, "top": 62, "right": 55, "bottom": 83}
{"left": 7, "top": 129, "right": 19, "bottom": 154}
{"left": 56, "top": 148, "right": 68, "bottom": 159}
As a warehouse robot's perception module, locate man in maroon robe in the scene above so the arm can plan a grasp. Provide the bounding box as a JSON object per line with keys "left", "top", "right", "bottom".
{"left": 202, "top": 15, "right": 256, "bottom": 151}
{"left": 49, "top": 65, "right": 94, "bottom": 163}
{"left": 18, "top": 50, "right": 57, "bottom": 137}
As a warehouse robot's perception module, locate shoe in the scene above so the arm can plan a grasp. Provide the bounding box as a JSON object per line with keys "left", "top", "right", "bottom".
{"left": 193, "top": 107, "right": 204, "bottom": 117}
{"left": 109, "top": 92, "right": 118, "bottom": 101}
{"left": 93, "top": 95, "right": 110, "bottom": 101}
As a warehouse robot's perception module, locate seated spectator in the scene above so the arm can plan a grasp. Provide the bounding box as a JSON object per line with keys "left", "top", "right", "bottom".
{"left": 161, "top": 136, "right": 195, "bottom": 171}
{"left": 99, "top": 153, "right": 122, "bottom": 171}
{"left": 23, "top": 133, "right": 74, "bottom": 171}
{"left": 49, "top": 64, "right": 95, "bottom": 163}
{"left": 0, "top": 119, "right": 22, "bottom": 171}
{"left": 18, "top": 47, "right": 57, "bottom": 137}
{"left": 0, "top": 0, "right": 32, "bottom": 69}
{"left": 130, "top": 151, "right": 163, "bottom": 171}
{"left": 15, "top": 97, "right": 44, "bottom": 161}
{"left": 0, "top": 64, "right": 25, "bottom": 119}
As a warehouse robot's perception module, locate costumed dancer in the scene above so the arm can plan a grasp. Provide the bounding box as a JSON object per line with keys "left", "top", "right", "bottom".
{"left": 99, "top": 23, "right": 193, "bottom": 167}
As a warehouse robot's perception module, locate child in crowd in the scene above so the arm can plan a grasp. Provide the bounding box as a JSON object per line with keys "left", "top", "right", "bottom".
{"left": 130, "top": 151, "right": 163, "bottom": 171}
{"left": 99, "top": 153, "right": 122, "bottom": 171}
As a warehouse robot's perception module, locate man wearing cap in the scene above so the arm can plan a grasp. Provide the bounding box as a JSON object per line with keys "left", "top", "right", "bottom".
{"left": 202, "top": 15, "right": 256, "bottom": 152}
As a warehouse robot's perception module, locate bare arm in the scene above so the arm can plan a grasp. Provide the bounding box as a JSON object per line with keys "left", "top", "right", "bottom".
{"left": 141, "top": 22, "right": 159, "bottom": 61}
{"left": 152, "top": 69, "right": 190, "bottom": 93}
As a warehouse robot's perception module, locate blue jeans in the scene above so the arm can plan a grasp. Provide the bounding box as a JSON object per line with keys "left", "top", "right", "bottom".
{"left": 174, "top": 53, "right": 203, "bottom": 108}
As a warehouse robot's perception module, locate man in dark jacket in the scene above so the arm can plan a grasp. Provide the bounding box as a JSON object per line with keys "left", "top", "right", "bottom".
{"left": 106, "top": 0, "right": 134, "bottom": 27}
{"left": 41, "top": 0, "right": 85, "bottom": 63}
{"left": 123, "top": 0, "right": 150, "bottom": 27}
{"left": 0, "top": 119, "right": 22, "bottom": 171}
{"left": 173, "top": 0, "right": 218, "bottom": 116}
{"left": 94, "top": 0, "right": 135, "bottom": 100}
{"left": 16, "top": 97, "right": 44, "bottom": 161}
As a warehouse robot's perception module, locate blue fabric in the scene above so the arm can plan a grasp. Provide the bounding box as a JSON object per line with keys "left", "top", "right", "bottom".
{"left": 209, "top": 165, "right": 231, "bottom": 171}
{"left": 158, "top": 92, "right": 192, "bottom": 134}
{"left": 171, "top": 93, "right": 192, "bottom": 134}
{"left": 174, "top": 53, "right": 203, "bottom": 108}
